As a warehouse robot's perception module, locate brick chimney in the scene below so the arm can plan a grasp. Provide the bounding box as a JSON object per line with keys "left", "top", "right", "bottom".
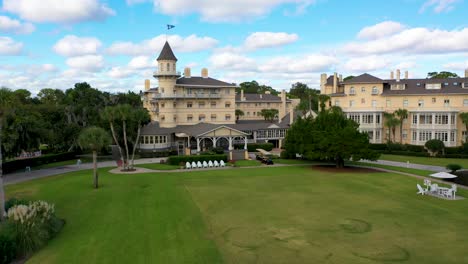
{"left": 201, "top": 68, "right": 208, "bottom": 78}
{"left": 289, "top": 108, "right": 294, "bottom": 125}
{"left": 390, "top": 71, "right": 394, "bottom": 79}
{"left": 396, "top": 69, "right": 401, "bottom": 82}
{"left": 333, "top": 72, "right": 337, "bottom": 93}
{"left": 465, "top": 68, "right": 468, "bottom": 78}
{"left": 184, "top": 67, "right": 191, "bottom": 78}
{"left": 144, "top": 79, "right": 150, "bottom": 91}
{"left": 240, "top": 89, "right": 245, "bottom": 101}
{"left": 405, "top": 71, "right": 409, "bottom": 79}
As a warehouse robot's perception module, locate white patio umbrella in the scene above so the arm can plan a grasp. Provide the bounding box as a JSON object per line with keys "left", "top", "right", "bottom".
{"left": 430, "top": 172, "right": 458, "bottom": 179}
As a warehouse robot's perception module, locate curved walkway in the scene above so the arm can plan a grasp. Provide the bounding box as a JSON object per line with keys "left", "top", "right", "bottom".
{"left": 361, "top": 159, "right": 447, "bottom": 172}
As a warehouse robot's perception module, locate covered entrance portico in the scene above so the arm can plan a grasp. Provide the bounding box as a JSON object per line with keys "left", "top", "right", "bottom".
{"left": 178, "top": 125, "right": 250, "bottom": 159}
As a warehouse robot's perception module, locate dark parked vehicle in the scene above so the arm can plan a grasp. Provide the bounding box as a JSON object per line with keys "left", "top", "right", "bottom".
{"left": 255, "top": 154, "right": 274, "bottom": 165}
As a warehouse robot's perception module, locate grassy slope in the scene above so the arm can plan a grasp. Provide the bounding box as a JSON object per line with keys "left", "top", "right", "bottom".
{"left": 6, "top": 170, "right": 222, "bottom": 264}
{"left": 379, "top": 154, "right": 468, "bottom": 168}
{"left": 6, "top": 166, "right": 468, "bottom": 264}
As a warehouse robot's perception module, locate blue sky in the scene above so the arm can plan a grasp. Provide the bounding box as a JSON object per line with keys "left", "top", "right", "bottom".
{"left": 0, "top": 0, "right": 467, "bottom": 94}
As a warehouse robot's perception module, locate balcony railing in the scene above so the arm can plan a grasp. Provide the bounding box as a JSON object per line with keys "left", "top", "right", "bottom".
{"left": 153, "top": 71, "right": 181, "bottom": 76}
{"left": 152, "top": 93, "right": 222, "bottom": 99}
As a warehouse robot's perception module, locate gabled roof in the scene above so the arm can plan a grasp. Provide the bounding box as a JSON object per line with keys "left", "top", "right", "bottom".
{"left": 176, "top": 76, "right": 236, "bottom": 87}
{"left": 157, "top": 41, "right": 177, "bottom": 61}
{"left": 343, "top": 73, "right": 383, "bottom": 84}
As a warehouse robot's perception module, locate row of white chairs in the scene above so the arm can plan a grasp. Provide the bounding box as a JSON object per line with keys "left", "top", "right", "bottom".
{"left": 186, "top": 160, "right": 225, "bottom": 169}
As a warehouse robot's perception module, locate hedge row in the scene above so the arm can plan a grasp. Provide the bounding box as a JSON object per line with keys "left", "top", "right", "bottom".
{"left": 370, "top": 142, "right": 468, "bottom": 155}
{"left": 234, "top": 143, "right": 274, "bottom": 152}
{"left": 2, "top": 152, "right": 77, "bottom": 174}
{"left": 381, "top": 151, "right": 430, "bottom": 157}
{"left": 167, "top": 154, "right": 227, "bottom": 165}
{"left": 139, "top": 150, "right": 178, "bottom": 158}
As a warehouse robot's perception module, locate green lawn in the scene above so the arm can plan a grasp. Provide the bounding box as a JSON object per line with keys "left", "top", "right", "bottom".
{"left": 234, "top": 160, "right": 262, "bottom": 167}
{"left": 379, "top": 154, "right": 468, "bottom": 168}
{"left": 6, "top": 166, "right": 468, "bottom": 263}
{"left": 351, "top": 161, "right": 434, "bottom": 177}
{"left": 136, "top": 163, "right": 180, "bottom": 170}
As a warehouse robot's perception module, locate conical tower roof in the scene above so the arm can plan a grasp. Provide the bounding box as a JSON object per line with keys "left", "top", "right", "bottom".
{"left": 157, "top": 41, "right": 177, "bottom": 61}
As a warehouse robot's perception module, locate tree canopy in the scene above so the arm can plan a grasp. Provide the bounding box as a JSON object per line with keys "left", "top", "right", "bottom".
{"left": 284, "top": 107, "right": 379, "bottom": 168}
{"left": 237, "top": 81, "right": 279, "bottom": 95}
{"left": 289, "top": 82, "right": 320, "bottom": 113}
{"left": 427, "top": 71, "right": 459, "bottom": 79}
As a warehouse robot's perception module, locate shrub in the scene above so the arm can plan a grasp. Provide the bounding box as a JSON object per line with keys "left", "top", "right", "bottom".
{"left": 0, "top": 223, "right": 17, "bottom": 264}
{"left": 2, "top": 152, "right": 77, "bottom": 174}
{"left": 425, "top": 139, "right": 445, "bottom": 155}
{"left": 387, "top": 143, "right": 405, "bottom": 151}
{"left": 6, "top": 201, "right": 56, "bottom": 255}
{"left": 369, "top": 144, "right": 387, "bottom": 151}
{"left": 446, "top": 164, "right": 462, "bottom": 173}
{"left": 167, "top": 154, "right": 227, "bottom": 165}
{"left": 5, "top": 198, "right": 29, "bottom": 212}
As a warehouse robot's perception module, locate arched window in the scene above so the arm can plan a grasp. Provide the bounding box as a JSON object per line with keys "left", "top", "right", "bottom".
{"left": 166, "top": 63, "right": 170, "bottom": 72}
{"left": 173, "top": 63, "right": 176, "bottom": 71}
{"left": 160, "top": 63, "right": 163, "bottom": 72}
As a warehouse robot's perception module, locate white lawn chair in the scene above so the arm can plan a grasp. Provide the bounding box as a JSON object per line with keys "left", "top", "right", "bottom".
{"left": 191, "top": 161, "right": 197, "bottom": 169}
{"left": 220, "top": 160, "right": 226, "bottom": 167}
{"left": 423, "top": 179, "right": 431, "bottom": 191}
{"left": 208, "top": 160, "right": 214, "bottom": 167}
{"left": 416, "top": 184, "right": 426, "bottom": 195}
{"left": 202, "top": 161, "right": 208, "bottom": 168}
{"left": 451, "top": 184, "right": 457, "bottom": 199}
{"left": 197, "top": 161, "right": 203, "bottom": 168}
{"left": 186, "top": 162, "right": 191, "bottom": 169}
{"left": 430, "top": 184, "right": 439, "bottom": 194}
{"left": 214, "top": 160, "right": 219, "bottom": 167}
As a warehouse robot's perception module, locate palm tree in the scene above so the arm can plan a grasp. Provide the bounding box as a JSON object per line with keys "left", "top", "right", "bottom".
{"left": 78, "top": 127, "right": 111, "bottom": 189}
{"left": 460, "top": 112, "right": 468, "bottom": 141}
{"left": 235, "top": 109, "right": 244, "bottom": 121}
{"left": 394, "top": 108, "right": 408, "bottom": 144}
{"left": 317, "top": 95, "right": 330, "bottom": 112}
{"left": 129, "top": 109, "right": 150, "bottom": 170}
{"left": 117, "top": 105, "right": 132, "bottom": 171}
{"left": 101, "top": 106, "right": 125, "bottom": 169}
{"left": 384, "top": 112, "right": 399, "bottom": 142}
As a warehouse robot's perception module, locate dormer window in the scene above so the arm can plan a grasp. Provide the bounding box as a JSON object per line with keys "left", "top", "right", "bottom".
{"left": 426, "top": 83, "right": 441, "bottom": 90}
{"left": 453, "top": 82, "right": 458, "bottom": 85}
{"left": 416, "top": 83, "right": 421, "bottom": 86}
{"left": 391, "top": 83, "right": 406, "bottom": 90}
{"left": 444, "top": 82, "right": 449, "bottom": 86}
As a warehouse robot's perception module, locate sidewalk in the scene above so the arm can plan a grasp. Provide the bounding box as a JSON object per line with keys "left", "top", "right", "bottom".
{"left": 361, "top": 159, "right": 447, "bottom": 172}
{"left": 4, "top": 158, "right": 165, "bottom": 185}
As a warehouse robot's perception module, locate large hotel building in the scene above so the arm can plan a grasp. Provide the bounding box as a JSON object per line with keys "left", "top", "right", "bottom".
{"left": 140, "top": 41, "right": 299, "bottom": 156}
{"left": 321, "top": 69, "right": 468, "bottom": 147}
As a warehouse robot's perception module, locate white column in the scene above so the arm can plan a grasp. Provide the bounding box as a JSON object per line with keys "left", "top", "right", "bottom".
{"left": 228, "top": 137, "right": 233, "bottom": 151}
{"left": 212, "top": 137, "right": 218, "bottom": 148}
{"left": 196, "top": 138, "right": 201, "bottom": 152}
{"left": 244, "top": 136, "right": 248, "bottom": 150}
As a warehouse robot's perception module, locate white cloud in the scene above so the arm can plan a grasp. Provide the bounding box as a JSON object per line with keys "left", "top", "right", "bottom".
{"left": 343, "top": 56, "right": 391, "bottom": 72}
{"left": 152, "top": 0, "right": 316, "bottom": 22}
{"left": 128, "top": 56, "right": 155, "bottom": 69}
{"left": 209, "top": 52, "right": 257, "bottom": 71}
{"left": 357, "top": 21, "right": 405, "bottom": 40}
{"left": 419, "top": 0, "right": 459, "bottom": 13}
{"left": 0, "top": 16, "right": 35, "bottom": 34}
{"left": 259, "top": 54, "right": 338, "bottom": 73}
{"left": 107, "top": 66, "right": 136, "bottom": 78}
{"left": 343, "top": 27, "right": 468, "bottom": 56}
{"left": 107, "top": 34, "right": 218, "bottom": 56}
{"left": 244, "top": 32, "right": 299, "bottom": 50}
{"left": 0, "top": 37, "right": 23, "bottom": 55}
{"left": 66, "top": 55, "right": 104, "bottom": 71}
{"left": 2, "top": 0, "right": 115, "bottom": 23}
{"left": 443, "top": 61, "right": 468, "bottom": 70}
{"left": 53, "top": 35, "right": 102, "bottom": 57}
